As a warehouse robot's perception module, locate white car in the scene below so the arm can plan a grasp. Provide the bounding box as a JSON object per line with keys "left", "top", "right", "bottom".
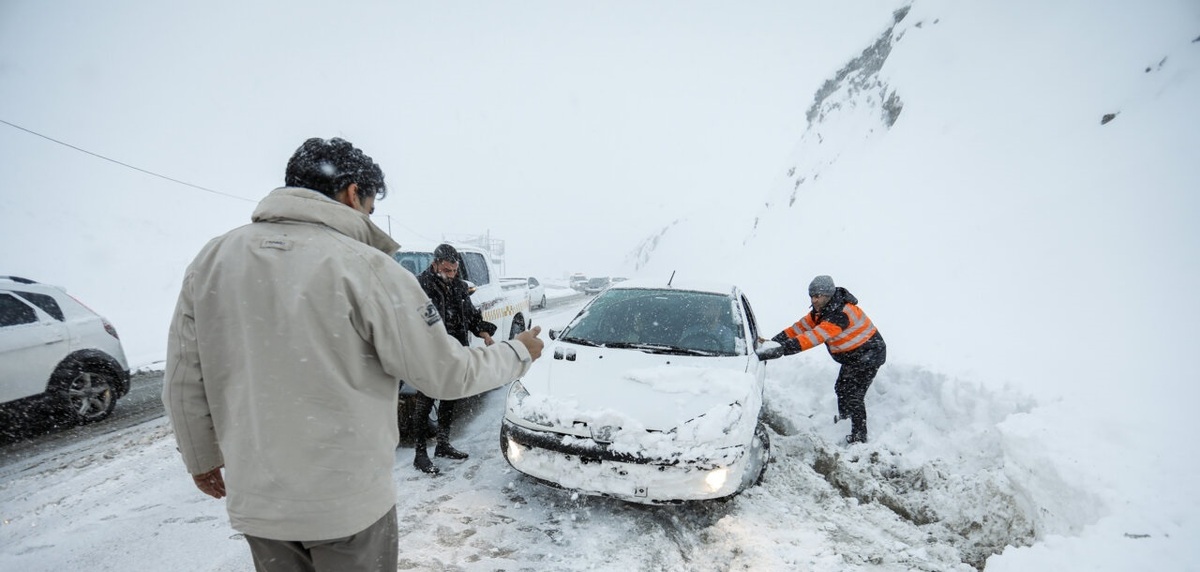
{"left": 504, "top": 276, "right": 547, "bottom": 310}
{"left": 0, "top": 276, "right": 130, "bottom": 423}
{"left": 501, "top": 278, "right": 780, "bottom": 504}
{"left": 526, "top": 277, "right": 546, "bottom": 309}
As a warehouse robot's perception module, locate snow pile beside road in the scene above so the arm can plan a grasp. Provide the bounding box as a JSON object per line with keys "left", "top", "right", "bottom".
{"left": 760, "top": 357, "right": 1110, "bottom": 569}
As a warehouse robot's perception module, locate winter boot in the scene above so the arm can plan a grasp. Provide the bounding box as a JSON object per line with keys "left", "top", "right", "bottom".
{"left": 413, "top": 444, "right": 440, "bottom": 474}
{"left": 435, "top": 441, "right": 469, "bottom": 460}
{"left": 434, "top": 402, "right": 468, "bottom": 460}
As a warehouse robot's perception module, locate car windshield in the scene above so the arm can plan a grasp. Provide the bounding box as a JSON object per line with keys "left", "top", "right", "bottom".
{"left": 392, "top": 252, "right": 432, "bottom": 276}
{"left": 560, "top": 288, "right": 743, "bottom": 356}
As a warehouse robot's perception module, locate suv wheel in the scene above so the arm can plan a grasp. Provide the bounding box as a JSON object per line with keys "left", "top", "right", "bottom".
{"left": 53, "top": 364, "right": 117, "bottom": 423}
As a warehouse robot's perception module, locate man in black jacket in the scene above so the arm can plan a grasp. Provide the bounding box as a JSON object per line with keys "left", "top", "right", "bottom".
{"left": 410, "top": 244, "right": 497, "bottom": 474}
{"left": 759, "top": 275, "right": 886, "bottom": 444}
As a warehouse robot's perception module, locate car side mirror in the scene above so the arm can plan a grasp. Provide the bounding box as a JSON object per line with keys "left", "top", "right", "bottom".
{"left": 755, "top": 342, "right": 785, "bottom": 361}
{"left": 549, "top": 329, "right": 560, "bottom": 340}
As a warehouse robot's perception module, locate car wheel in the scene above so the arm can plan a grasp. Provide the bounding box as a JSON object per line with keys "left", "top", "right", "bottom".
{"left": 509, "top": 314, "right": 527, "bottom": 339}
{"left": 539, "top": 295, "right": 547, "bottom": 309}
{"left": 53, "top": 364, "right": 117, "bottom": 424}
{"left": 753, "top": 422, "right": 771, "bottom": 486}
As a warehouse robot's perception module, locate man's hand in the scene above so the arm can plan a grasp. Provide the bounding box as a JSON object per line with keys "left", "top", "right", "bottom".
{"left": 480, "top": 332, "right": 495, "bottom": 346}
{"left": 193, "top": 466, "right": 226, "bottom": 499}
{"left": 514, "top": 326, "right": 544, "bottom": 361}
{"left": 756, "top": 345, "right": 786, "bottom": 361}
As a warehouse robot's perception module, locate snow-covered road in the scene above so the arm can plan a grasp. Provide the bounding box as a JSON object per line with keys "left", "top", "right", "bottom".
{"left": 0, "top": 295, "right": 1065, "bottom": 571}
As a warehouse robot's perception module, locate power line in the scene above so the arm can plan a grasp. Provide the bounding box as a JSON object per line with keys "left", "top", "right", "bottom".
{"left": 0, "top": 118, "right": 255, "bottom": 203}
{"left": 2, "top": 118, "right": 439, "bottom": 242}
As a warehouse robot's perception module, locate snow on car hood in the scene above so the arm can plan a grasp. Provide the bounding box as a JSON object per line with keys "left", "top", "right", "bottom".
{"left": 517, "top": 344, "right": 759, "bottom": 438}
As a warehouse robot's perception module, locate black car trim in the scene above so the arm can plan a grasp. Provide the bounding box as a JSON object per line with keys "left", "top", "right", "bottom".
{"left": 502, "top": 419, "right": 739, "bottom": 469}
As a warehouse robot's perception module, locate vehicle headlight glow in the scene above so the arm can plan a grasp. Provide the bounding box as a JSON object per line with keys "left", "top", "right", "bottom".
{"left": 507, "top": 437, "right": 524, "bottom": 463}
{"left": 704, "top": 467, "right": 729, "bottom": 492}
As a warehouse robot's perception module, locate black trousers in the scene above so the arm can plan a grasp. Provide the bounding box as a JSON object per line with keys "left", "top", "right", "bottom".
{"left": 833, "top": 336, "right": 886, "bottom": 439}
{"left": 835, "top": 363, "right": 881, "bottom": 437}
{"left": 410, "top": 393, "right": 458, "bottom": 447}
{"left": 411, "top": 331, "right": 474, "bottom": 448}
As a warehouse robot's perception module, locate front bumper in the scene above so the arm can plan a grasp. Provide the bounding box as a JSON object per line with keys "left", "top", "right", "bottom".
{"left": 500, "top": 419, "right": 752, "bottom": 504}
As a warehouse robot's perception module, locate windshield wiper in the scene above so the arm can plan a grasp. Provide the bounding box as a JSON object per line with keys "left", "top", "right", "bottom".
{"left": 602, "top": 342, "right": 719, "bottom": 356}
{"left": 560, "top": 336, "right": 601, "bottom": 347}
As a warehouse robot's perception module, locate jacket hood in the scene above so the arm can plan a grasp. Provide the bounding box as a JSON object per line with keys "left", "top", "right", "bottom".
{"left": 813, "top": 286, "right": 857, "bottom": 319}
{"left": 252, "top": 187, "right": 399, "bottom": 255}
{"left": 834, "top": 286, "right": 857, "bottom": 306}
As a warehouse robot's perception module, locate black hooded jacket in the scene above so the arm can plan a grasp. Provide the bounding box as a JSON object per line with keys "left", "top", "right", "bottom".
{"left": 417, "top": 267, "right": 497, "bottom": 346}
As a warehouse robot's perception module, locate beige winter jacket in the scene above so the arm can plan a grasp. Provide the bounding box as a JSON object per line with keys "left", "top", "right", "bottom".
{"left": 163, "top": 187, "right": 531, "bottom": 541}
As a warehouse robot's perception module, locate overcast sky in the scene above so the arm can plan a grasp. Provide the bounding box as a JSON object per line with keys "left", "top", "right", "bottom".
{"left": 4, "top": 0, "right": 1197, "bottom": 395}
{"left": 1, "top": 0, "right": 902, "bottom": 278}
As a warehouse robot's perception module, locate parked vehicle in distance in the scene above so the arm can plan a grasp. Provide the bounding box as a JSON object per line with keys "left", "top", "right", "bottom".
{"left": 569, "top": 274, "right": 588, "bottom": 292}
{"left": 503, "top": 276, "right": 547, "bottom": 310}
{"left": 0, "top": 276, "right": 131, "bottom": 424}
{"left": 500, "top": 278, "right": 782, "bottom": 504}
{"left": 527, "top": 277, "right": 546, "bottom": 309}
{"left": 583, "top": 276, "right": 611, "bottom": 294}
{"left": 392, "top": 244, "right": 531, "bottom": 440}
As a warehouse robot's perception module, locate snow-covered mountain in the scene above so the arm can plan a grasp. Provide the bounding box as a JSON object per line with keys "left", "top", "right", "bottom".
{"left": 619, "top": 1, "right": 1200, "bottom": 567}
{"left": 621, "top": 0, "right": 1199, "bottom": 396}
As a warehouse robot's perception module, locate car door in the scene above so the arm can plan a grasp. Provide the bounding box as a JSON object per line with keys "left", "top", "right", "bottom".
{"left": 527, "top": 277, "right": 544, "bottom": 307}
{"left": 0, "top": 292, "right": 69, "bottom": 403}
{"left": 739, "top": 293, "right": 768, "bottom": 384}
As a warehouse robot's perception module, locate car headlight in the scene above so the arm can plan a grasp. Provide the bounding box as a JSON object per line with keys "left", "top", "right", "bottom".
{"left": 506, "top": 437, "right": 524, "bottom": 463}
{"left": 508, "top": 380, "right": 530, "bottom": 405}
{"left": 704, "top": 467, "right": 729, "bottom": 492}
{"left": 589, "top": 424, "right": 619, "bottom": 444}
{"left": 507, "top": 381, "right": 554, "bottom": 427}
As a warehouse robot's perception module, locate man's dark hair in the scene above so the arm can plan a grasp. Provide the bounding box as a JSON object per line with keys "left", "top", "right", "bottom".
{"left": 433, "top": 243, "right": 460, "bottom": 263}
{"left": 284, "top": 137, "right": 387, "bottom": 201}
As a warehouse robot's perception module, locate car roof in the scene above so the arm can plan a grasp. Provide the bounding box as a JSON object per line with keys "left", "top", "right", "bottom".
{"left": 1, "top": 275, "right": 41, "bottom": 286}
{"left": 1, "top": 276, "right": 62, "bottom": 293}
{"left": 603, "top": 277, "right": 739, "bottom": 297}
{"left": 395, "top": 242, "right": 488, "bottom": 255}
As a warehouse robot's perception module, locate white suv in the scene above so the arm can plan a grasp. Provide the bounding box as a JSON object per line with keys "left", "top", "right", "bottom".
{"left": 0, "top": 276, "right": 130, "bottom": 423}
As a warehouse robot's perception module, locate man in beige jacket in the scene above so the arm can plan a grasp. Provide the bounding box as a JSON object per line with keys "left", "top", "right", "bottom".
{"left": 163, "top": 137, "right": 543, "bottom": 572}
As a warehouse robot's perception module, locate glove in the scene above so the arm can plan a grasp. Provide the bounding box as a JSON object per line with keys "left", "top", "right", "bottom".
{"left": 756, "top": 342, "right": 786, "bottom": 361}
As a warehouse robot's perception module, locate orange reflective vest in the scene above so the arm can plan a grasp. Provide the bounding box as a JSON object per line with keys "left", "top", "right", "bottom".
{"left": 783, "top": 303, "right": 878, "bottom": 354}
